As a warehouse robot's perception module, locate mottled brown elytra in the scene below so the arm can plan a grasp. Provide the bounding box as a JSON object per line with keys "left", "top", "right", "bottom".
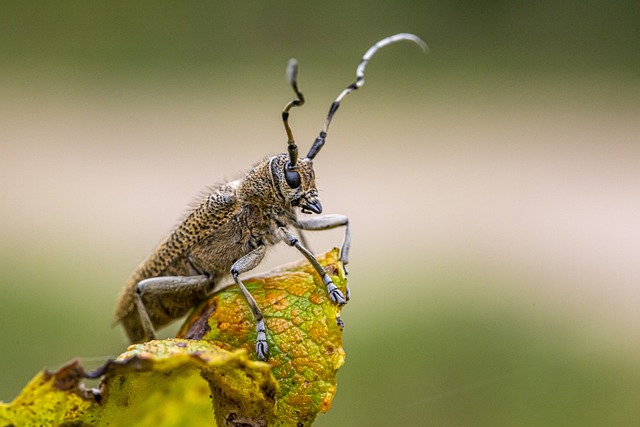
{"left": 114, "top": 33, "right": 427, "bottom": 361}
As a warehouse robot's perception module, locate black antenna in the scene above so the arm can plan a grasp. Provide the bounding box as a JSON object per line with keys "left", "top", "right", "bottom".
{"left": 306, "top": 33, "right": 428, "bottom": 160}
{"left": 282, "top": 58, "right": 305, "bottom": 168}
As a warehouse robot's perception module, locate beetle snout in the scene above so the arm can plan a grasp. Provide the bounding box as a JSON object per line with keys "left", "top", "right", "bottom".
{"left": 301, "top": 198, "right": 322, "bottom": 214}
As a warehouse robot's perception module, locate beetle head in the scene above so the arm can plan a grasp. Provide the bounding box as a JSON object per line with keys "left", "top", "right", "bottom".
{"left": 270, "top": 154, "right": 321, "bottom": 214}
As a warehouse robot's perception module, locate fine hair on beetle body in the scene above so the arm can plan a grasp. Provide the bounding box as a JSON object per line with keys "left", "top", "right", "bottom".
{"left": 113, "top": 33, "right": 427, "bottom": 361}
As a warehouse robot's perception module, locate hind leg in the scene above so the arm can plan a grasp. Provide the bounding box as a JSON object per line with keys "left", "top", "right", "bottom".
{"left": 126, "top": 274, "right": 212, "bottom": 342}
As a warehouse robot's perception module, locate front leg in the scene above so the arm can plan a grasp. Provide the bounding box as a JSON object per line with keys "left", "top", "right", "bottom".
{"left": 295, "top": 214, "right": 350, "bottom": 266}
{"left": 295, "top": 214, "right": 351, "bottom": 300}
{"left": 280, "top": 227, "right": 347, "bottom": 306}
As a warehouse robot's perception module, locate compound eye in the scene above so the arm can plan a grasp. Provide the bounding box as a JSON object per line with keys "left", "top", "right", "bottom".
{"left": 284, "top": 165, "right": 301, "bottom": 189}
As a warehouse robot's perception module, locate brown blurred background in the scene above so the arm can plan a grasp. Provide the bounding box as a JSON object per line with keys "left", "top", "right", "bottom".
{"left": 1, "top": 2, "right": 639, "bottom": 425}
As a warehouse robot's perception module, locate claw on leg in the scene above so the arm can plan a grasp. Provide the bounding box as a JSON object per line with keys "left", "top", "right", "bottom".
{"left": 324, "top": 277, "right": 346, "bottom": 306}
{"left": 255, "top": 318, "right": 269, "bottom": 361}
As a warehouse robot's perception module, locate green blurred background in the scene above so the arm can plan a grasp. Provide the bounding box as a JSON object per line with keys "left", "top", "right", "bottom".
{"left": 1, "top": 2, "right": 639, "bottom": 425}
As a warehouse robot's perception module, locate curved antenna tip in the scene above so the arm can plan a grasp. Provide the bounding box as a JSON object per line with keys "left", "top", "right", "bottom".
{"left": 382, "top": 33, "right": 429, "bottom": 53}
{"left": 286, "top": 58, "right": 298, "bottom": 84}
{"left": 306, "top": 33, "right": 428, "bottom": 160}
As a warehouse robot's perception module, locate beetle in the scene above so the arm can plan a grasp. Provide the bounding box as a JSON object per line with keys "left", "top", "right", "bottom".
{"left": 113, "top": 33, "right": 427, "bottom": 361}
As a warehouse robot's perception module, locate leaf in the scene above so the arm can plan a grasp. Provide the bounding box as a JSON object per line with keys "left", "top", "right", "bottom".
{"left": 0, "top": 249, "right": 348, "bottom": 427}
{"left": 179, "top": 248, "right": 348, "bottom": 426}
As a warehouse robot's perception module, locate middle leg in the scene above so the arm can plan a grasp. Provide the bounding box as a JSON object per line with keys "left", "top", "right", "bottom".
{"left": 230, "top": 245, "right": 268, "bottom": 361}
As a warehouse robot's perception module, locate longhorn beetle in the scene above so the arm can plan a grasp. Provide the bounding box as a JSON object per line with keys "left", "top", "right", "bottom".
{"left": 114, "top": 33, "right": 427, "bottom": 361}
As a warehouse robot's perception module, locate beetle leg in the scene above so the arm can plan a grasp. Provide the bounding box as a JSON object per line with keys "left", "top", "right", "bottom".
{"left": 134, "top": 290, "right": 156, "bottom": 341}
{"left": 294, "top": 214, "right": 351, "bottom": 300}
{"left": 296, "top": 228, "right": 311, "bottom": 254}
{"left": 280, "top": 227, "right": 347, "bottom": 306}
{"left": 230, "top": 245, "right": 268, "bottom": 361}
{"left": 132, "top": 275, "right": 212, "bottom": 342}
{"left": 294, "top": 214, "right": 350, "bottom": 267}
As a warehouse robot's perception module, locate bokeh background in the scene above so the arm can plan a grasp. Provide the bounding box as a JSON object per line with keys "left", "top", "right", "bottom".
{"left": 1, "top": 2, "right": 639, "bottom": 425}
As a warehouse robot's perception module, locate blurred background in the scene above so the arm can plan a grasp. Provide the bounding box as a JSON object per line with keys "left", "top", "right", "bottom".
{"left": 1, "top": 2, "right": 639, "bottom": 425}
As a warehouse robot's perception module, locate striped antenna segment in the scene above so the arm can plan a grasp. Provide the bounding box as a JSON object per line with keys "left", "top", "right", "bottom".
{"left": 282, "top": 58, "right": 305, "bottom": 167}
{"left": 306, "top": 33, "right": 427, "bottom": 160}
